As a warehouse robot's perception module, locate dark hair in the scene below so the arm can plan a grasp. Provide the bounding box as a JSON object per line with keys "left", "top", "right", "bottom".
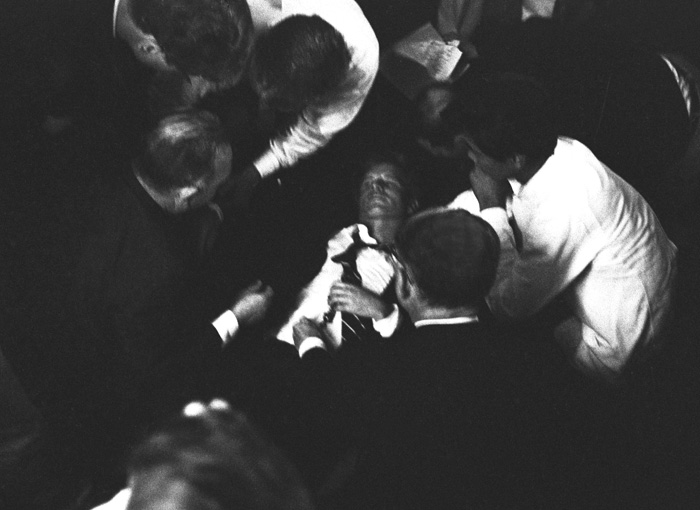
{"left": 127, "top": 406, "right": 314, "bottom": 510}
{"left": 136, "top": 110, "right": 229, "bottom": 192}
{"left": 130, "top": 0, "right": 254, "bottom": 81}
{"left": 395, "top": 208, "right": 500, "bottom": 307}
{"left": 443, "top": 73, "right": 558, "bottom": 162}
{"left": 250, "top": 15, "right": 351, "bottom": 107}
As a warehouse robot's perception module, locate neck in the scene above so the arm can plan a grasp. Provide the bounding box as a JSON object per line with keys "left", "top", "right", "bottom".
{"left": 364, "top": 217, "right": 403, "bottom": 245}
{"left": 410, "top": 303, "right": 480, "bottom": 323}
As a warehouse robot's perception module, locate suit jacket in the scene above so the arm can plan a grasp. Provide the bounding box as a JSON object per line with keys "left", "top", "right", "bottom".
{"left": 291, "top": 321, "right": 543, "bottom": 509}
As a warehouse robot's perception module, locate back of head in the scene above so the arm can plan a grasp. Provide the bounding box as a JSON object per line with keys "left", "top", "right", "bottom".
{"left": 251, "top": 15, "right": 351, "bottom": 110}
{"left": 443, "top": 72, "right": 558, "bottom": 162}
{"left": 130, "top": 0, "right": 253, "bottom": 82}
{"left": 395, "top": 208, "right": 500, "bottom": 308}
{"left": 136, "top": 110, "right": 228, "bottom": 194}
{"left": 127, "top": 406, "right": 314, "bottom": 510}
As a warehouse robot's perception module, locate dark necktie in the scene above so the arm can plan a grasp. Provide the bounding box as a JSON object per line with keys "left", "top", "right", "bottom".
{"left": 330, "top": 230, "right": 382, "bottom": 346}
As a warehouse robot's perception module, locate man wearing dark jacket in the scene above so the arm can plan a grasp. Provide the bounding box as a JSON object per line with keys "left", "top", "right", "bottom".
{"left": 292, "top": 208, "right": 542, "bottom": 509}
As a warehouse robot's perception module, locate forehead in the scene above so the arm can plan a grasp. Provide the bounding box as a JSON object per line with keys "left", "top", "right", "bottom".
{"left": 361, "top": 162, "right": 404, "bottom": 183}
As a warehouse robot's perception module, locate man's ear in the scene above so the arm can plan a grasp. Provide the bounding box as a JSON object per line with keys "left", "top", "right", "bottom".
{"left": 137, "top": 35, "right": 170, "bottom": 68}
{"left": 395, "top": 267, "right": 412, "bottom": 303}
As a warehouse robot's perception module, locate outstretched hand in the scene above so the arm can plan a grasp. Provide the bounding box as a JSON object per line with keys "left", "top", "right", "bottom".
{"left": 231, "top": 280, "right": 274, "bottom": 327}
{"left": 328, "top": 282, "right": 392, "bottom": 320}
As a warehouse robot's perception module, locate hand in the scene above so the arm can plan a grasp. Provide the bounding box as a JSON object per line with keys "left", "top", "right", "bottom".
{"left": 328, "top": 282, "right": 392, "bottom": 320}
{"left": 292, "top": 317, "right": 324, "bottom": 350}
{"left": 469, "top": 167, "right": 512, "bottom": 210}
{"left": 182, "top": 398, "right": 231, "bottom": 417}
{"left": 230, "top": 281, "right": 274, "bottom": 327}
{"left": 216, "top": 164, "right": 262, "bottom": 211}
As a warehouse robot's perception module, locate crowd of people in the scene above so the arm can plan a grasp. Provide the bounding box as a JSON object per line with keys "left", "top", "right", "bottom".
{"left": 1, "top": 0, "right": 700, "bottom": 509}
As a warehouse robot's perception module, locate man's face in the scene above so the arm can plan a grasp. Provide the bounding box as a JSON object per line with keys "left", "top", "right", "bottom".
{"left": 358, "top": 163, "right": 408, "bottom": 222}
{"left": 460, "top": 135, "right": 519, "bottom": 181}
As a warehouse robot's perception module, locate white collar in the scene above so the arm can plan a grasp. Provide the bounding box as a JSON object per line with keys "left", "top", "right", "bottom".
{"left": 113, "top": 0, "right": 123, "bottom": 38}
{"left": 414, "top": 316, "right": 479, "bottom": 328}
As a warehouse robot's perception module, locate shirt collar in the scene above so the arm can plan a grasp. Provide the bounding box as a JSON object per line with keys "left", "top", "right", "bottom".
{"left": 414, "top": 316, "right": 479, "bottom": 328}
{"left": 113, "top": 0, "right": 123, "bottom": 38}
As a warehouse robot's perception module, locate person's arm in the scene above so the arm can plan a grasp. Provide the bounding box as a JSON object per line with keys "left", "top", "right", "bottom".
{"left": 253, "top": 56, "right": 377, "bottom": 177}
{"left": 212, "top": 281, "right": 274, "bottom": 345}
{"left": 275, "top": 226, "right": 356, "bottom": 344}
{"left": 479, "top": 191, "right": 598, "bottom": 320}
{"left": 437, "top": 0, "right": 484, "bottom": 56}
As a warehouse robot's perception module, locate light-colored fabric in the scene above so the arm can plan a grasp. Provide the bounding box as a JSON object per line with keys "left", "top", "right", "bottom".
{"left": 249, "top": 0, "right": 379, "bottom": 176}
{"left": 276, "top": 224, "right": 395, "bottom": 348}
{"left": 298, "top": 337, "right": 327, "bottom": 357}
{"left": 475, "top": 138, "right": 677, "bottom": 381}
{"left": 521, "top": 0, "right": 556, "bottom": 20}
{"left": 414, "top": 316, "right": 479, "bottom": 328}
{"left": 211, "top": 309, "right": 239, "bottom": 345}
{"left": 91, "top": 487, "right": 131, "bottom": 510}
{"left": 448, "top": 179, "right": 521, "bottom": 215}
{"left": 112, "top": 0, "right": 121, "bottom": 38}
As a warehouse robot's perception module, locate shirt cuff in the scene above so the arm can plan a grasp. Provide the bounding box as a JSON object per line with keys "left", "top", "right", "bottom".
{"left": 298, "top": 337, "right": 327, "bottom": 358}
{"left": 253, "top": 149, "right": 281, "bottom": 178}
{"left": 212, "top": 310, "right": 239, "bottom": 346}
{"left": 373, "top": 304, "right": 400, "bottom": 338}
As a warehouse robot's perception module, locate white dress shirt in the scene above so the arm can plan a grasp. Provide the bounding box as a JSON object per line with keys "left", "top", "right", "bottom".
{"left": 276, "top": 223, "right": 397, "bottom": 349}
{"left": 466, "top": 138, "right": 677, "bottom": 381}
{"left": 248, "top": 0, "right": 379, "bottom": 177}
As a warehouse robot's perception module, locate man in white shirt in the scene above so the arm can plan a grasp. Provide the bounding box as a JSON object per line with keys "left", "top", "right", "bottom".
{"left": 227, "top": 0, "right": 379, "bottom": 207}
{"left": 442, "top": 73, "right": 678, "bottom": 382}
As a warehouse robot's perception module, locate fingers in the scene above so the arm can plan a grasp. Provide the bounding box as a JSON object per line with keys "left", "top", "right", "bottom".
{"left": 183, "top": 399, "right": 232, "bottom": 417}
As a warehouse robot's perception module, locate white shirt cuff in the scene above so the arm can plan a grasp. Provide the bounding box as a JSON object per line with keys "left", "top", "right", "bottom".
{"left": 373, "top": 304, "right": 400, "bottom": 338}
{"left": 298, "top": 337, "right": 327, "bottom": 358}
{"left": 253, "top": 149, "right": 281, "bottom": 178}
{"left": 212, "top": 310, "right": 239, "bottom": 346}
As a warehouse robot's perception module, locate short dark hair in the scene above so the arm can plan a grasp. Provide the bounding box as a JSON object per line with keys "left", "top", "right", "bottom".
{"left": 443, "top": 73, "right": 558, "bottom": 162}
{"left": 395, "top": 208, "right": 500, "bottom": 307}
{"left": 250, "top": 15, "right": 351, "bottom": 107}
{"left": 127, "top": 406, "right": 314, "bottom": 510}
{"left": 136, "top": 110, "right": 229, "bottom": 192}
{"left": 130, "top": 0, "right": 253, "bottom": 81}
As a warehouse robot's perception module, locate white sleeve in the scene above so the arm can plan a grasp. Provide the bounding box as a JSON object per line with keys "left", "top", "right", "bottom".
{"left": 253, "top": 72, "right": 374, "bottom": 177}
{"left": 372, "top": 304, "right": 400, "bottom": 338}
{"left": 482, "top": 200, "right": 599, "bottom": 319}
{"left": 211, "top": 310, "right": 240, "bottom": 346}
{"left": 90, "top": 488, "right": 131, "bottom": 510}
{"left": 275, "top": 226, "right": 355, "bottom": 343}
